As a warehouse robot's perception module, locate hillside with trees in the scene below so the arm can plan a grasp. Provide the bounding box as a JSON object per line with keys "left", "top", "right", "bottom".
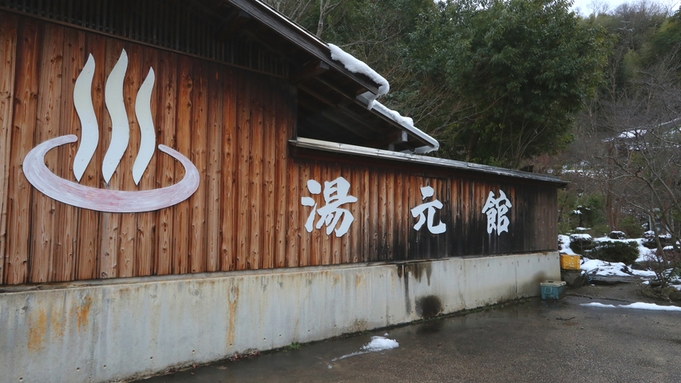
{"left": 555, "top": 2, "right": 680, "bottom": 252}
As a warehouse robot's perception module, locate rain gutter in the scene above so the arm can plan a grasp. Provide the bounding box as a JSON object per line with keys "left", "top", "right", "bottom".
{"left": 291, "top": 137, "right": 568, "bottom": 185}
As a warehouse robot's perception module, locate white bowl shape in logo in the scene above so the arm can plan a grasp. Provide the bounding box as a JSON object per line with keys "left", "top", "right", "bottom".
{"left": 22, "top": 50, "right": 200, "bottom": 213}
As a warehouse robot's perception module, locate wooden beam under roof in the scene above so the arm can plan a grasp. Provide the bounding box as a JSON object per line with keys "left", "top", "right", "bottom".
{"left": 297, "top": 84, "right": 342, "bottom": 108}
{"left": 291, "top": 60, "right": 329, "bottom": 84}
{"left": 298, "top": 114, "right": 369, "bottom": 145}
{"left": 336, "top": 104, "right": 385, "bottom": 130}
{"left": 318, "top": 110, "right": 379, "bottom": 139}
{"left": 214, "top": 9, "right": 252, "bottom": 38}
{"left": 296, "top": 100, "right": 378, "bottom": 142}
{"left": 313, "top": 76, "right": 363, "bottom": 102}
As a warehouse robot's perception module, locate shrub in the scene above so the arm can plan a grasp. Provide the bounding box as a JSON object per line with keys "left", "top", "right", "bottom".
{"left": 569, "top": 234, "right": 594, "bottom": 254}
{"left": 643, "top": 248, "right": 681, "bottom": 288}
{"left": 642, "top": 231, "right": 674, "bottom": 249}
{"left": 557, "top": 221, "right": 572, "bottom": 236}
{"left": 618, "top": 215, "right": 644, "bottom": 238}
{"left": 609, "top": 231, "right": 626, "bottom": 240}
{"left": 588, "top": 224, "right": 610, "bottom": 238}
{"left": 587, "top": 241, "right": 639, "bottom": 265}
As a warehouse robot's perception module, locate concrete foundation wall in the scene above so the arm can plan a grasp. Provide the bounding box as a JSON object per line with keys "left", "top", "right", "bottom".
{"left": 0, "top": 252, "right": 559, "bottom": 382}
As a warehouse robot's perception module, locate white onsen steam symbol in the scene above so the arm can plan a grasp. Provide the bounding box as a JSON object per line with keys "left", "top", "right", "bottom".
{"left": 22, "top": 50, "right": 200, "bottom": 213}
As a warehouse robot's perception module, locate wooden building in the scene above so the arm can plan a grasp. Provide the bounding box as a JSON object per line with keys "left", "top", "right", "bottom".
{"left": 0, "top": 0, "right": 562, "bottom": 286}
{"left": 0, "top": 1, "right": 564, "bottom": 381}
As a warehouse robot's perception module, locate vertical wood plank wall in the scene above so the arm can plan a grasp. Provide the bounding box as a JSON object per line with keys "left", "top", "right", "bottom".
{"left": 0, "top": 12, "right": 559, "bottom": 285}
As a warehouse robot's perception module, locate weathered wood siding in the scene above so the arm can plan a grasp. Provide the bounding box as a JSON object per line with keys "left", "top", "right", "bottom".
{"left": 0, "top": 12, "right": 296, "bottom": 284}
{"left": 289, "top": 150, "right": 558, "bottom": 264}
{"left": 0, "top": 12, "right": 558, "bottom": 285}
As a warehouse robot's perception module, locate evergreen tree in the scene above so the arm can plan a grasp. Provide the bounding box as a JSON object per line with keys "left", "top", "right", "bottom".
{"left": 406, "top": 0, "right": 609, "bottom": 168}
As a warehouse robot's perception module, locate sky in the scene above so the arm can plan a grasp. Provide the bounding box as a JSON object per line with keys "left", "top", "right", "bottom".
{"left": 432, "top": 0, "right": 680, "bottom": 15}
{"left": 570, "top": 0, "right": 681, "bottom": 15}
{"left": 570, "top": 0, "right": 627, "bottom": 15}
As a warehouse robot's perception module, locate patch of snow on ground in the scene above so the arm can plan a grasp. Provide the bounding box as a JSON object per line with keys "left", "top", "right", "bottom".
{"left": 581, "top": 257, "right": 656, "bottom": 278}
{"left": 558, "top": 235, "right": 576, "bottom": 255}
{"left": 584, "top": 302, "right": 681, "bottom": 312}
{"left": 635, "top": 241, "right": 657, "bottom": 263}
{"left": 618, "top": 129, "right": 647, "bottom": 139}
{"left": 562, "top": 234, "right": 659, "bottom": 277}
{"left": 362, "top": 336, "right": 399, "bottom": 352}
{"left": 621, "top": 302, "right": 681, "bottom": 311}
{"left": 581, "top": 302, "right": 616, "bottom": 308}
{"left": 561, "top": 233, "right": 680, "bottom": 285}
{"left": 331, "top": 336, "right": 399, "bottom": 362}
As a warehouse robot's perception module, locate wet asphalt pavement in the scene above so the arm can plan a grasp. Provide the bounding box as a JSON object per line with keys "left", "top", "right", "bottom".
{"left": 138, "top": 279, "right": 681, "bottom": 383}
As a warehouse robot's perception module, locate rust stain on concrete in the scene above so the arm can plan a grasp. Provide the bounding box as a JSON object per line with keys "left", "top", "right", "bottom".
{"left": 227, "top": 285, "right": 239, "bottom": 348}
{"left": 76, "top": 295, "right": 92, "bottom": 331}
{"left": 351, "top": 318, "right": 367, "bottom": 333}
{"left": 51, "top": 307, "right": 64, "bottom": 341}
{"left": 27, "top": 308, "right": 47, "bottom": 352}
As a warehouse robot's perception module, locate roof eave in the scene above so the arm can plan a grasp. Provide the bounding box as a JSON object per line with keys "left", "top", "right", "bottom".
{"left": 225, "top": 0, "right": 438, "bottom": 153}
{"left": 291, "top": 137, "right": 568, "bottom": 186}
{"left": 225, "top": 0, "right": 381, "bottom": 95}
{"left": 356, "top": 93, "right": 439, "bottom": 153}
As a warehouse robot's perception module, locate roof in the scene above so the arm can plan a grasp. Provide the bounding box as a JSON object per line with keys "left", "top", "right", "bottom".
{"left": 0, "top": 0, "right": 438, "bottom": 153}
{"left": 217, "top": 0, "right": 439, "bottom": 153}
{"left": 292, "top": 138, "right": 568, "bottom": 186}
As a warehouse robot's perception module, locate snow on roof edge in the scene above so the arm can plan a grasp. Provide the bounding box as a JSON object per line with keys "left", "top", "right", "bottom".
{"left": 328, "top": 44, "right": 389, "bottom": 106}
{"left": 328, "top": 44, "right": 437, "bottom": 153}
{"left": 372, "top": 101, "right": 439, "bottom": 153}
{"left": 244, "top": 3, "right": 437, "bottom": 153}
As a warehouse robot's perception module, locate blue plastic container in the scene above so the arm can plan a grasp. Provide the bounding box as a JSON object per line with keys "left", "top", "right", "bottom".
{"left": 540, "top": 280, "right": 566, "bottom": 300}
